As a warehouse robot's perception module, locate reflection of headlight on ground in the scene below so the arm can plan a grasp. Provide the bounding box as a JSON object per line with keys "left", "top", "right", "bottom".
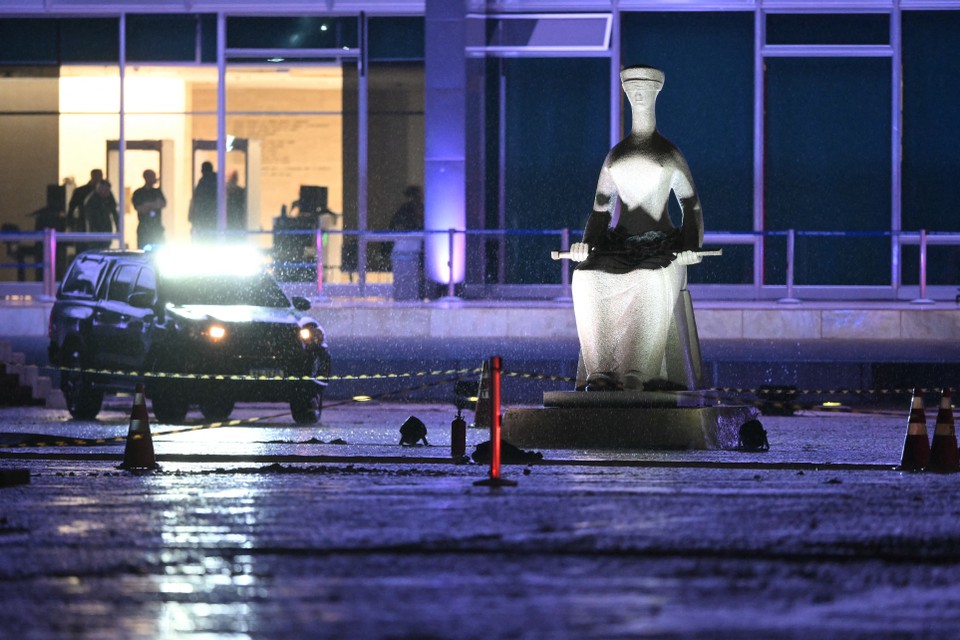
{"left": 206, "top": 325, "right": 227, "bottom": 341}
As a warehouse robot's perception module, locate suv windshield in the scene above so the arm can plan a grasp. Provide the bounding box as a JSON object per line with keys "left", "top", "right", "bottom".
{"left": 161, "top": 273, "right": 291, "bottom": 308}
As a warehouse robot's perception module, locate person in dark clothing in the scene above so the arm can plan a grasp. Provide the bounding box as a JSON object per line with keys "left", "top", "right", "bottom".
{"left": 189, "top": 161, "right": 218, "bottom": 237}
{"left": 31, "top": 199, "right": 68, "bottom": 280}
{"left": 389, "top": 185, "right": 426, "bottom": 299}
{"left": 132, "top": 169, "right": 167, "bottom": 248}
{"left": 226, "top": 170, "right": 247, "bottom": 232}
{"left": 66, "top": 169, "right": 103, "bottom": 233}
{"left": 82, "top": 180, "right": 119, "bottom": 250}
{"left": 388, "top": 185, "right": 424, "bottom": 232}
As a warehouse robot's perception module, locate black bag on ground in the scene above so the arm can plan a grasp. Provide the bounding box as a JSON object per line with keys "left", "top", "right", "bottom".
{"left": 737, "top": 419, "right": 769, "bottom": 451}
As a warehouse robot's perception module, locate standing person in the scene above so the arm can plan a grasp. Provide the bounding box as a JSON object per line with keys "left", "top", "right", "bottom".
{"left": 388, "top": 185, "right": 426, "bottom": 300}
{"left": 188, "top": 161, "right": 217, "bottom": 238}
{"left": 30, "top": 184, "right": 69, "bottom": 281}
{"left": 389, "top": 185, "right": 424, "bottom": 233}
{"left": 66, "top": 168, "right": 103, "bottom": 233}
{"left": 567, "top": 65, "right": 704, "bottom": 392}
{"left": 82, "top": 180, "right": 119, "bottom": 250}
{"left": 226, "top": 170, "right": 247, "bottom": 232}
{"left": 132, "top": 169, "right": 167, "bottom": 248}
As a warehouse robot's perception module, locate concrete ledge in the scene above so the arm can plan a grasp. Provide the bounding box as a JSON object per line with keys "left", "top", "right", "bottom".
{"left": 0, "top": 303, "right": 51, "bottom": 337}
{"left": 544, "top": 389, "right": 725, "bottom": 408}
{"left": 502, "top": 402, "right": 759, "bottom": 450}
{"left": 3, "top": 299, "right": 958, "bottom": 343}
{"left": 316, "top": 302, "right": 960, "bottom": 342}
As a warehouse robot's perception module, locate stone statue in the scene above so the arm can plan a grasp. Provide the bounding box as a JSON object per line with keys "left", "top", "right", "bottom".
{"left": 567, "top": 65, "right": 705, "bottom": 392}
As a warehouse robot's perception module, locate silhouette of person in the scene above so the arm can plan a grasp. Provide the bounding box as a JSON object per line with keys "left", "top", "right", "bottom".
{"left": 389, "top": 185, "right": 424, "bottom": 232}
{"left": 567, "top": 65, "right": 704, "bottom": 392}
{"left": 226, "top": 170, "right": 247, "bottom": 232}
{"left": 132, "top": 169, "right": 166, "bottom": 248}
{"left": 82, "top": 180, "right": 119, "bottom": 250}
{"left": 10, "top": 186, "right": 66, "bottom": 281}
{"left": 35, "top": 199, "right": 68, "bottom": 280}
{"left": 389, "top": 185, "right": 425, "bottom": 299}
{"left": 189, "top": 161, "right": 218, "bottom": 237}
{"left": 66, "top": 168, "right": 103, "bottom": 233}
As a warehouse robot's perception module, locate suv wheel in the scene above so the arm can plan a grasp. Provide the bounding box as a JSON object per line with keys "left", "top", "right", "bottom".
{"left": 200, "top": 396, "right": 235, "bottom": 422}
{"left": 60, "top": 348, "right": 104, "bottom": 420}
{"left": 291, "top": 388, "right": 323, "bottom": 425}
{"left": 152, "top": 392, "right": 189, "bottom": 424}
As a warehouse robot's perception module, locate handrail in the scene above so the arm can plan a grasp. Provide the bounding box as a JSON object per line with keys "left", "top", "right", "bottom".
{"left": 4, "top": 228, "right": 960, "bottom": 302}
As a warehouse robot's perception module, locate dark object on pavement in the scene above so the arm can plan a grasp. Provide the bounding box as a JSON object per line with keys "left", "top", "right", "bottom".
{"left": 399, "top": 416, "right": 429, "bottom": 446}
{"left": 472, "top": 439, "right": 543, "bottom": 464}
{"left": 0, "top": 469, "right": 30, "bottom": 487}
{"left": 738, "top": 419, "right": 770, "bottom": 451}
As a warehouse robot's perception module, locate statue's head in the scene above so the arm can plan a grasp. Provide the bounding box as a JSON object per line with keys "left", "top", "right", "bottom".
{"left": 620, "top": 65, "right": 664, "bottom": 90}
{"left": 620, "top": 66, "right": 664, "bottom": 113}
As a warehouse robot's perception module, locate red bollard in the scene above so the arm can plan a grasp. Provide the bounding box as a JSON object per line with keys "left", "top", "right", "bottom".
{"left": 474, "top": 355, "right": 517, "bottom": 487}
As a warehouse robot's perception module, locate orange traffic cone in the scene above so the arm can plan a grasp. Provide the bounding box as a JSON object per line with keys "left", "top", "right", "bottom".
{"left": 928, "top": 388, "right": 959, "bottom": 473}
{"left": 120, "top": 383, "right": 158, "bottom": 470}
{"left": 471, "top": 359, "right": 491, "bottom": 430}
{"left": 899, "top": 387, "right": 930, "bottom": 471}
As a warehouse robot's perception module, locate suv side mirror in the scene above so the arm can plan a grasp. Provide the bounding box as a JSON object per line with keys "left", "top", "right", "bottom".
{"left": 128, "top": 291, "right": 156, "bottom": 309}
{"left": 291, "top": 296, "right": 312, "bottom": 311}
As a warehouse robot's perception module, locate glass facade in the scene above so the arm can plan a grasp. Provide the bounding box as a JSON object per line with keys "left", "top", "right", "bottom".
{"left": 0, "top": 4, "right": 958, "bottom": 298}
{"left": 620, "top": 12, "right": 755, "bottom": 286}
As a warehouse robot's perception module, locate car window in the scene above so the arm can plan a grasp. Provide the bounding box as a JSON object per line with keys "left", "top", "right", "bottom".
{"left": 134, "top": 267, "right": 157, "bottom": 305}
{"left": 161, "top": 273, "right": 291, "bottom": 308}
{"left": 107, "top": 264, "right": 139, "bottom": 303}
{"left": 60, "top": 256, "right": 106, "bottom": 298}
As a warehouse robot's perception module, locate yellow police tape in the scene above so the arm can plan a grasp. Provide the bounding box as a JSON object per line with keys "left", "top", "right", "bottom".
{"left": 48, "top": 364, "right": 951, "bottom": 399}
{"left": 0, "top": 370, "right": 479, "bottom": 449}
{"left": 2, "top": 364, "right": 951, "bottom": 451}
{"left": 53, "top": 365, "right": 482, "bottom": 383}
{"left": 0, "top": 412, "right": 291, "bottom": 449}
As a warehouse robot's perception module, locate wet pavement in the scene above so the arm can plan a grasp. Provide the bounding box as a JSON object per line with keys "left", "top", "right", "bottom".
{"left": 2, "top": 399, "right": 960, "bottom": 639}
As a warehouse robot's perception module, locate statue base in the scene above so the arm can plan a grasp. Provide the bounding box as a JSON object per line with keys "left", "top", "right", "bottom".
{"left": 501, "top": 391, "right": 758, "bottom": 450}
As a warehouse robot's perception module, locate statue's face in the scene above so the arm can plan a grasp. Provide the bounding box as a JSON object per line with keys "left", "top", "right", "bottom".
{"left": 622, "top": 81, "right": 660, "bottom": 108}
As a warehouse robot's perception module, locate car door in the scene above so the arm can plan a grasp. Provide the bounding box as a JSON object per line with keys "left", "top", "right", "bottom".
{"left": 128, "top": 266, "right": 159, "bottom": 370}
{"left": 90, "top": 263, "right": 152, "bottom": 371}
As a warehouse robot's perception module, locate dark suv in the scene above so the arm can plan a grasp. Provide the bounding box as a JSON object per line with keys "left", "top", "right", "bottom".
{"left": 48, "top": 246, "right": 331, "bottom": 424}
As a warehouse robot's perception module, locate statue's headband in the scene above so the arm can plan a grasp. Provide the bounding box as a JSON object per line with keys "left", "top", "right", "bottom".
{"left": 620, "top": 65, "right": 664, "bottom": 88}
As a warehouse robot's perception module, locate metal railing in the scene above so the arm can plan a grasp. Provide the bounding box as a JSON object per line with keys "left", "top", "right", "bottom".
{"left": 2, "top": 227, "right": 958, "bottom": 302}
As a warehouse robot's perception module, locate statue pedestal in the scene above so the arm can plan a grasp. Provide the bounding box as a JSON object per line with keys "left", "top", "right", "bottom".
{"left": 501, "top": 391, "right": 758, "bottom": 450}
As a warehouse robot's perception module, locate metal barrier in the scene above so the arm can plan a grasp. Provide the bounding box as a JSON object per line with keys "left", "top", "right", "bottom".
{"left": 2, "top": 227, "right": 959, "bottom": 302}
{"left": 897, "top": 230, "right": 960, "bottom": 304}
{"left": 0, "top": 229, "right": 120, "bottom": 298}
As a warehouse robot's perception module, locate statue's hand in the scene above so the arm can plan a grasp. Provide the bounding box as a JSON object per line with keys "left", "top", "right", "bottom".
{"left": 568, "top": 242, "right": 590, "bottom": 262}
{"left": 675, "top": 250, "right": 703, "bottom": 266}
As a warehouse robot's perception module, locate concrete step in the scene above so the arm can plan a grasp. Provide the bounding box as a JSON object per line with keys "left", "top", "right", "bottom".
{"left": 0, "top": 341, "right": 59, "bottom": 408}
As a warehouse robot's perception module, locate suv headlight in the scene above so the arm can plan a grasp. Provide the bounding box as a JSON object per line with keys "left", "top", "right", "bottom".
{"left": 298, "top": 324, "right": 324, "bottom": 346}
{"left": 184, "top": 323, "right": 227, "bottom": 342}
{"left": 205, "top": 324, "right": 227, "bottom": 342}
